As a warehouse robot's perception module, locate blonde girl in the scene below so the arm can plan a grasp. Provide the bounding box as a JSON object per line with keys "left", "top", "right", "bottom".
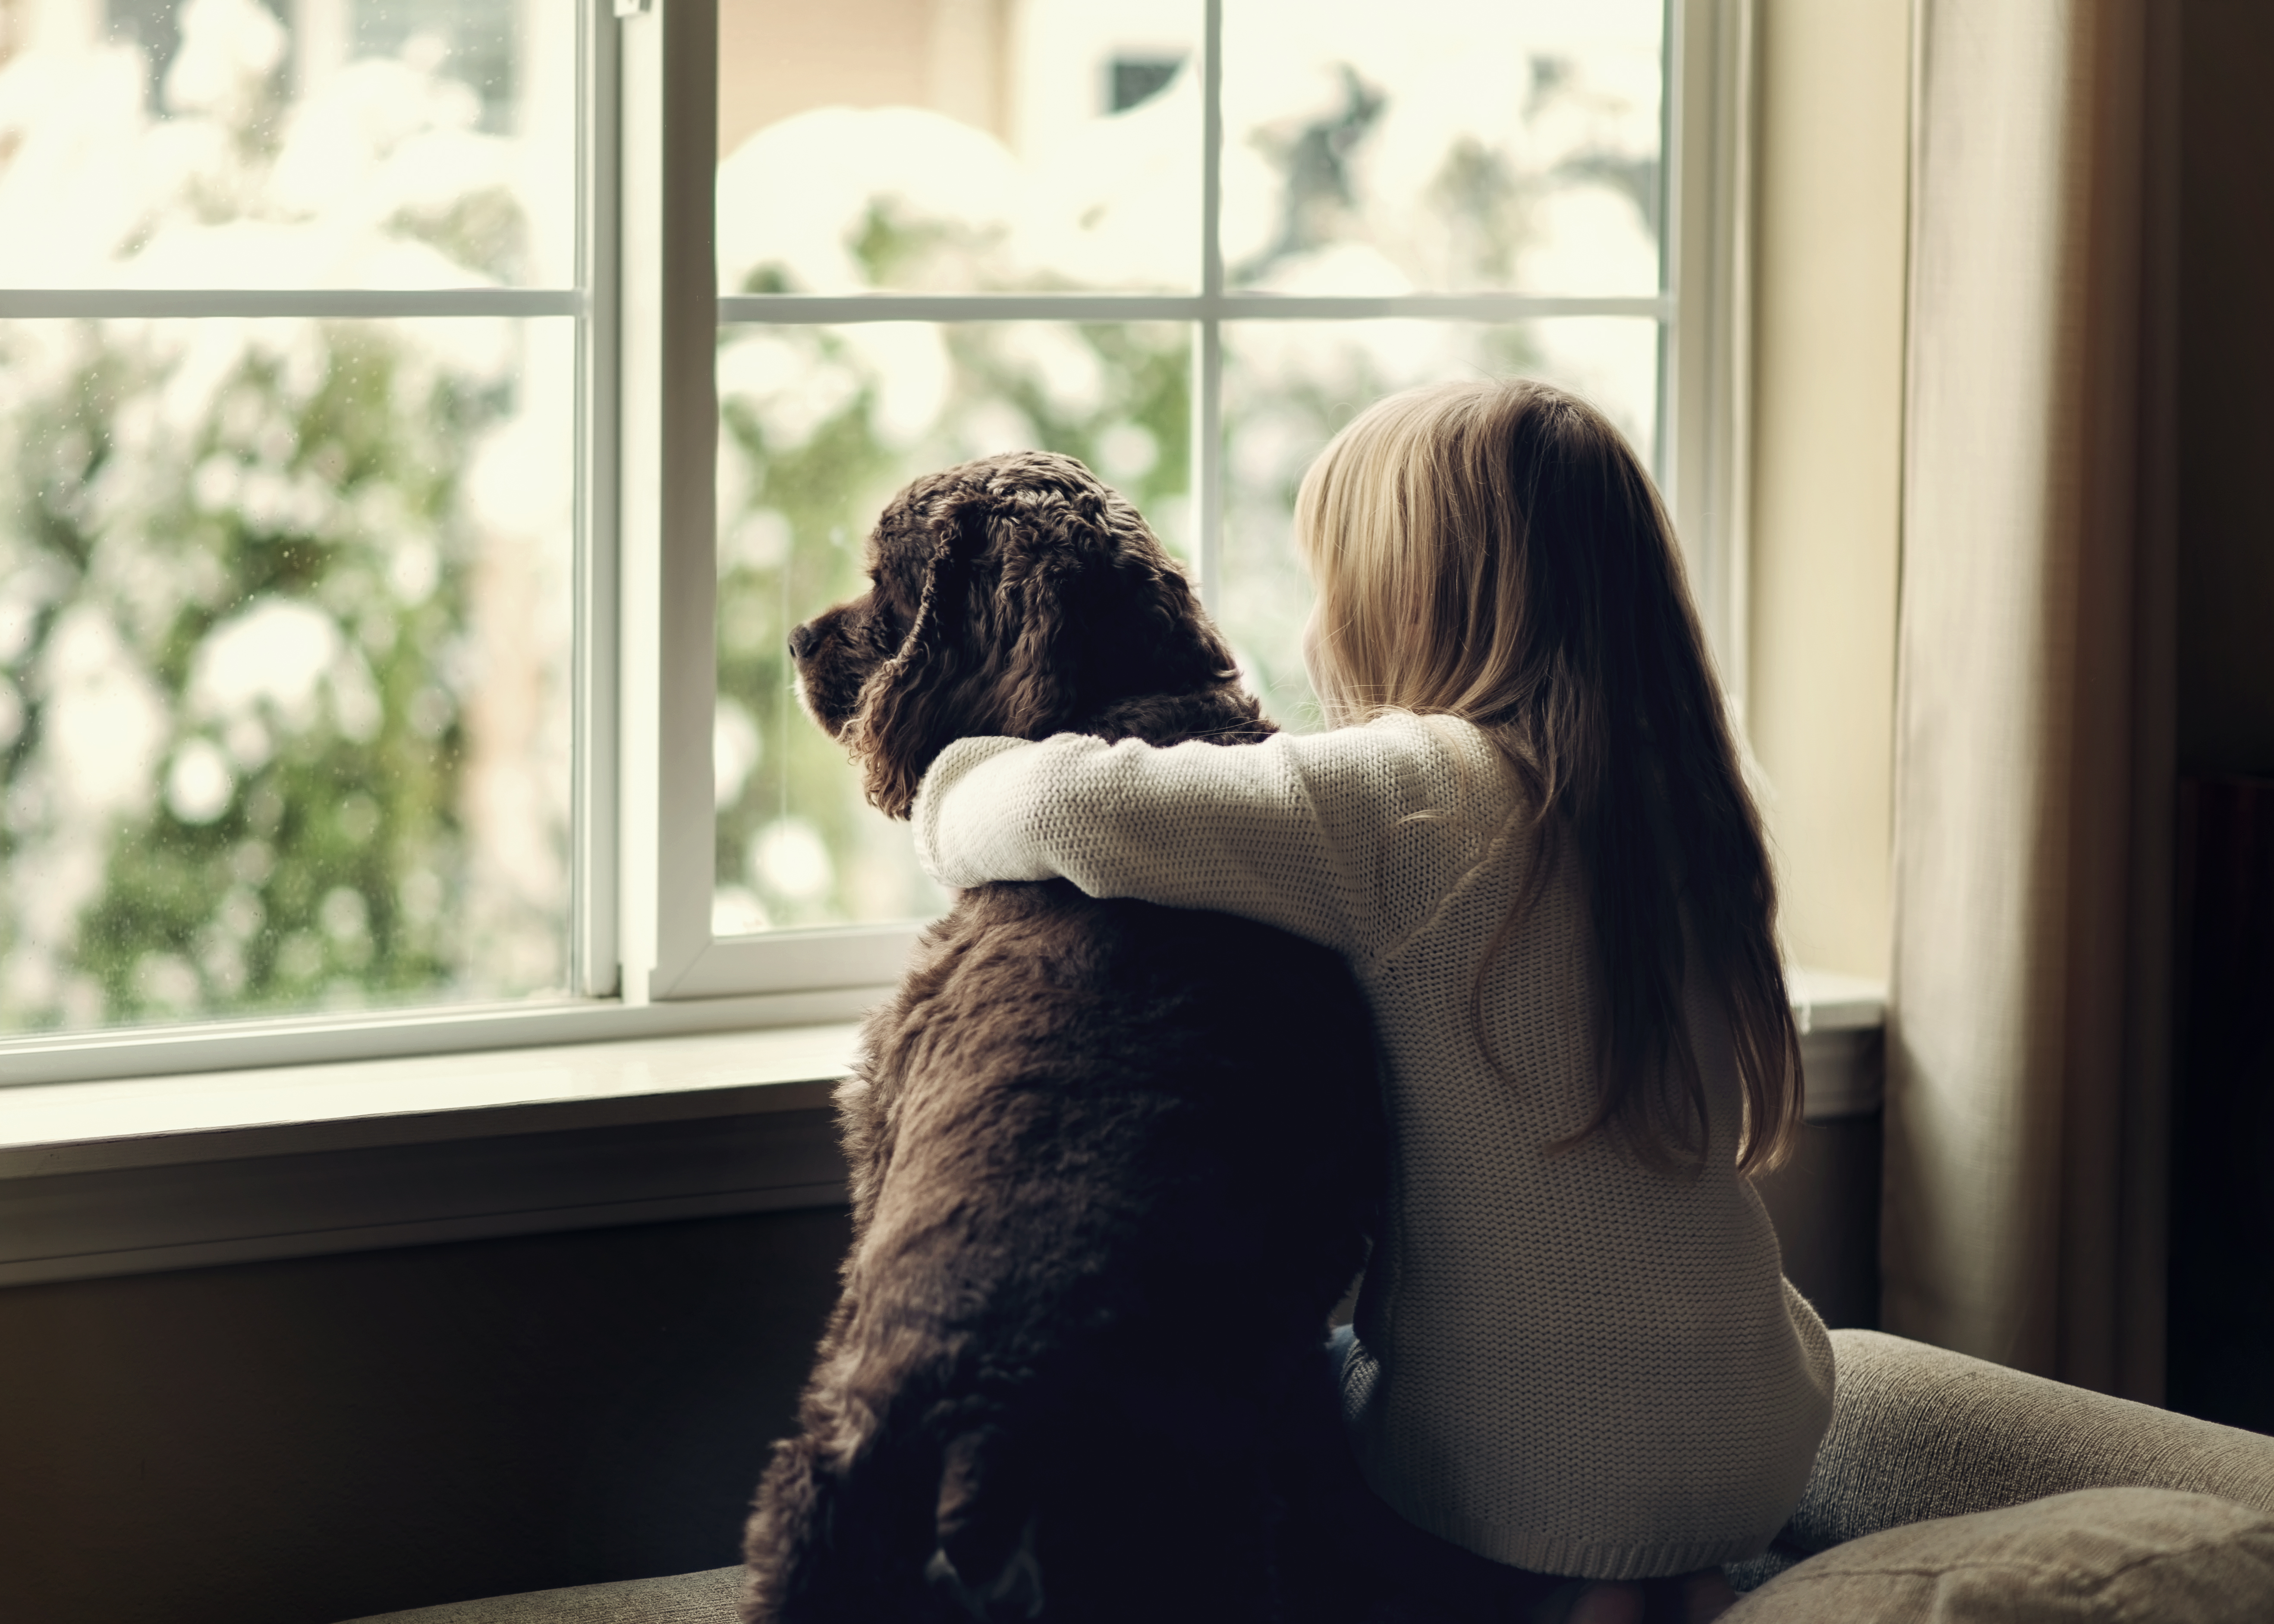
{"left": 912, "top": 379, "right": 1834, "bottom": 1618}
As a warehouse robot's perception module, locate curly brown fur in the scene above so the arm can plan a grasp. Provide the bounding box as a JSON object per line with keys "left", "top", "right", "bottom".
{"left": 745, "top": 452, "right": 1383, "bottom": 1624}
{"left": 790, "top": 451, "right": 1269, "bottom": 817}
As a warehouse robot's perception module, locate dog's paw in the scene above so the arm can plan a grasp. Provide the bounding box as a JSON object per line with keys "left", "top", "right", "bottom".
{"left": 925, "top": 1510, "right": 1044, "bottom": 1622}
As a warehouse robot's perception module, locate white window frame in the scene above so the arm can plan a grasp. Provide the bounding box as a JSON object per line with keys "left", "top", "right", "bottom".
{"left": 634, "top": 0, "right": 1756, "bottom": 1000}
{"left": 0, "top": 0, "right": 1751, "bottom": 1088}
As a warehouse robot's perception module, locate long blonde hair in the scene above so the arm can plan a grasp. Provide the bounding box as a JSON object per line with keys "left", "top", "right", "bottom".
{"left": 1295, "top": 379, "right": 1801, "bottom": 1173}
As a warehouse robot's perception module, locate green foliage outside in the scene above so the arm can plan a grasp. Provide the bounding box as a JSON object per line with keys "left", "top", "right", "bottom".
{"left": 713, "top": 215, "right": 1193, "bottom": 933}
{"left": 0, "top": 9, "right": 564, "bottom": 1033}
{"left": 706, "top": 45, "right": 1640, "bottom": 929}
{"left": 0, "top": 6, "right": 1668, "bottom": 1026}
{"left": 1, "top": 324, "right": 512, "bottom": 1027}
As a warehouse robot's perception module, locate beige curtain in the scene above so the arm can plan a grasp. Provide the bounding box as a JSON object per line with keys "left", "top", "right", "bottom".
{"left": 1883, "top": 0, "right": 2177, "bottom": 1400}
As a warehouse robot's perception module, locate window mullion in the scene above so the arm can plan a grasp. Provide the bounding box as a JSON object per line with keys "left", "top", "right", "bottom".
{"left": 1664, "top": 0, "right": 1756, "bottom": 694}
{"left": 573, "top": 2, "right": 623, "bottom": 998}
{"left": 1196, "top": 0, "right": 1225, "bottom": 611}
{"left": 1195, "top": 321, "right": 1223, "bottom": 612}
{"left": 613, "top": 0, "right": 720, "bottom": 1005}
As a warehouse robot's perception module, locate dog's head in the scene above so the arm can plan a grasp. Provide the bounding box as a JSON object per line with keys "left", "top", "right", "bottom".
{"left": 792, "top": 450, "right": 1264, "bottom": 820}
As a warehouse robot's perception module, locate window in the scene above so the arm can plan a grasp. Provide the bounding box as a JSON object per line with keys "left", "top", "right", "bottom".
{"left": 0, "top": 0, "right": 592, "bottom": 1075}
{"left": 0, "top": 0, "right": 1747, "bottom": 1083}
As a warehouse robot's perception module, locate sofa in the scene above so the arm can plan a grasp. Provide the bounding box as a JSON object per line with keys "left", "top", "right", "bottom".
{"left": 340, "top": 1330, "right": 2274, "bottom": 1623}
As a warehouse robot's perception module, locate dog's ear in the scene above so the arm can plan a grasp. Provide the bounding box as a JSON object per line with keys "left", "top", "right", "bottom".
{"left": 843, "top": 463, "right": 1236, "bottom": 819}
{"left": 847, "top": 484, "right": 1115, "bottom": 818}
{"left": 842, "top": 496, "right": 994, "bottom": 820}
{"left": 983, "top": 491, "right": 1097, "bottom": 739}
{"left": 1075, "top": 521, "right": 1238, "bottom": 706}
{"left": 1001, "top": 487, "right": 1236, "bottom": 724}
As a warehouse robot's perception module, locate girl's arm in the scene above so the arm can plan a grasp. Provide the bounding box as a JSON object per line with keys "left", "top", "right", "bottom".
{"left": 910, "top": 712, "right": 1515, "bottom": 959}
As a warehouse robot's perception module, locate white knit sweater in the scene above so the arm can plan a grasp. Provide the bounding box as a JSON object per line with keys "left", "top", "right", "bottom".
{"left": 911, "top": 713, "right": 1836, "bottom": 1581}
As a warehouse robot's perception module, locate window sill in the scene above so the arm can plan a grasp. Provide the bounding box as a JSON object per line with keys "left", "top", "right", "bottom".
{"left": 0, "top": 970, "right": 1885, "bottom": 1291}
{"left": 1787, "top": 966, "right": 1887, "bottom": 1121}
{"left": 0, "top": 1024, "right": 863, "bottom": 1288}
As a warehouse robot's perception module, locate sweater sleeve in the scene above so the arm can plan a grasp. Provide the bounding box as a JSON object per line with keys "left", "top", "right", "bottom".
{"left": 909, "top": 714, "right": 1516, "bottom": 960}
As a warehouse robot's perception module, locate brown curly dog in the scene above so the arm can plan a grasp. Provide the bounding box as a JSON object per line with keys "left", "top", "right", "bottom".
{"left": 741, "top": 451, "right": 1384, "bottom": 1624}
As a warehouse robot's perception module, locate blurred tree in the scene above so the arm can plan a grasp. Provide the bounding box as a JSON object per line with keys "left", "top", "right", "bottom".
{"left": 1, "top": 324, "right": 506, "bottom": 1024}
{"left": 712, "top": 209, "right": 1191, "bottom": 932}
{"left": 0, "top": 0, "right": 559, "bottom": 1030}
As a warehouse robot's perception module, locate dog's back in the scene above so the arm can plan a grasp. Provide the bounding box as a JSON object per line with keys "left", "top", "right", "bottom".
{"left": 745, "top": 881, "right": 1381, "bottom": 1624}
{"left": 751, "top": 452, "right": 1386, "bottom": 1622}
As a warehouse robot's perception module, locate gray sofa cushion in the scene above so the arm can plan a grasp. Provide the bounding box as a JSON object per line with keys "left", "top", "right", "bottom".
{"left": 1730, "top": 1329, "right": 2274, "bottom": 1590}
{"left": 334, "top": 1565, "right": 741, "bottom": 1623}
{"left": 1793, "top": 1332, "right": 2274, "bottom": 1545}
{"left": 1724, "top": 1488, "right": 2274, "bottom": 1623}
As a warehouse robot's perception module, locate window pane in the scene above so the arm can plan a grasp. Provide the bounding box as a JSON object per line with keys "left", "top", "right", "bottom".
{"left": 1222, "top": 0, "right": 1664, "bottom": 295}
{"left": 713, "top": 320, "right": 1191, "bottom": 934}
{"left": 717, "top": 0, "right": 1203, "bottom": 295}
{"left": 0, "top": 315, "right": 574, "bottom": 1031}
{"left": 0, "top": 0, "right": 576, "bottom": 289}
{"left": 1219, "top": 317, "right": 1661, "bottom": 731}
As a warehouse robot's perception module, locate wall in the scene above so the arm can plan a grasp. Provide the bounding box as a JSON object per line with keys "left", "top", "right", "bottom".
{"left": 2176, "top": 0, "right": 2274, "bottom": 780}
{"left": 0, "top": 1206, "right": 852, "bottom": 1624}
{"left": 1744, "top": 0, "right": 1911, "bottom": 981}
{"left": 2165, "top": 0, "right": 2274, "bottom": 1434}
{"left": 1744, "top": 0, "right": 2274, "bottom": 1417}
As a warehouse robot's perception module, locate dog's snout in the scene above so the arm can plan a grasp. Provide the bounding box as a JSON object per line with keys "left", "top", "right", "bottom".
{"left": 788, "top": 621, "right": 820, "bottom": 662}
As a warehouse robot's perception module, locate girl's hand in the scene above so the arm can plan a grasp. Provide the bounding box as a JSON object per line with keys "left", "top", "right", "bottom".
{"left": 1540, "top": 1567, "right": 1738, "bottom": 1623}
{"left": 1556, "top": 1581, "right": 1643, "bottom": 1624}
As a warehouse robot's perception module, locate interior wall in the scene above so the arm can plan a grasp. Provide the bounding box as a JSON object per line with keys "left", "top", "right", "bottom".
{"left": 2165, "top": 0, "right": 2274, "bottom": 1435}
{"left": 2176, "top": 0, "right": 2274, "bottom": 779}
{"left": 1744, "top": 0, "right": 1912, "bottom": 981}
{"left": 0, "top": 1206, "right": 852, "bottom": 1624}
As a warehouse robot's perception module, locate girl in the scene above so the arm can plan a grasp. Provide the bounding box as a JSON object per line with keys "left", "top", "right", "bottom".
{"left": 911, "top": 380, "right": 1834, "bottom": 1619}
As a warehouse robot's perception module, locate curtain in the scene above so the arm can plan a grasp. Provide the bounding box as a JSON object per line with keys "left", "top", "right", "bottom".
{"left": 1882, "top": 0, "right": 2177, "bottom": 1400}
